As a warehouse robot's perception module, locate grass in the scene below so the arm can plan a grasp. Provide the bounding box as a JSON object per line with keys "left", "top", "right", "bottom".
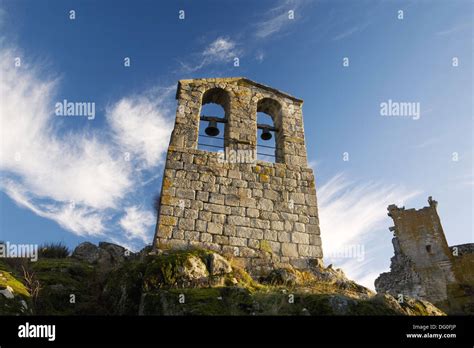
{"left": 0, "top": 247, "right": 447, "bottom": 316}
{"left": 0, "top": 268, "right": 30, "bottom": 297}
{"left": 38, "top": 242, "right": 69, "bottom": 259}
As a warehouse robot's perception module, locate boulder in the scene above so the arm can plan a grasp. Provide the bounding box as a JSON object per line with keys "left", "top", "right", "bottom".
{"left": 208, "top": 253, "right": 232, "bottom": 276}
{"left": 72, "top": 242, "right": 131, "bottom": 272}
{"left": 312, "top": 263, "right": 350, "bottom": 283}
{"left": 176, "top": 255, "right": 209, "bottom": 282}
{"left": 72, "top": 242, "right": 100, "bottom": 263}
{"left": 264, "top": 268, "right": 298, "bottom": 286}
{"left": 97, "top": 242, "right": 130, "bottom": 271}
{"left": 99, "top": 242, "right": 129, "bottom": 261}
{"left": 143, "top": 252, "right": 210, "bottom": 289}
{"left": 0, "top": 285, "right": 14, "bottom": 299}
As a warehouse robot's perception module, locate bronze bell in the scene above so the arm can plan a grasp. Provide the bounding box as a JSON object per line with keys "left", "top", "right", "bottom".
{"left": 260, "top": 128, "right": 272, "bottom": 141}
{"left": 205, "top": 120, "right": 219, "bottom": 136}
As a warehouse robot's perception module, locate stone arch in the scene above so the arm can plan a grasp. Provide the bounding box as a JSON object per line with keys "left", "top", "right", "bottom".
{"left": 201, "top": 87, "right": 231, "bottom": 114}
{"left": 256, "top": 97, "right": 283, "bottom": 163}
{"left": 257, "top": 98, "right": 282, "bottom": 122}
{"left": 198, "top": 87, "right": 231, "bottom": 151}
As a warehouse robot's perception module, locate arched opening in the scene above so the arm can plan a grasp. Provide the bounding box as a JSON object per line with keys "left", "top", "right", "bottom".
{"left": 256, "top": 98, "right": 281, "bottom": 163}
{"left": 197, "top": 88, "right": 230, "bottom": 153}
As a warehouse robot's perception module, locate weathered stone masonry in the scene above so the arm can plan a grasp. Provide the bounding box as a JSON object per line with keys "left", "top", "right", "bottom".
{"left": 375, "top": 197, "right": 474, "bottom": 314}
{"left": 153, "top": 78, "right": 323, "bottom": 273}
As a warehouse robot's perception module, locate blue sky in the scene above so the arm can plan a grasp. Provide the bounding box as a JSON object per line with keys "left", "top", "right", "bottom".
{"left": 0, "top": 0, "right": 472, "bottom": 288}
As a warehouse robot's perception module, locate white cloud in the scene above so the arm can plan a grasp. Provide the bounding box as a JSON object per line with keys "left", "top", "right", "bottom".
{"left": 254, "top": 0, "right": 304, "bottom": 39}
{"left": 178, "top": 1, "right": 308, "bottom": 72}
{"left": 179, "top": 37, "right": 240, "bottom": 73}
{"left": 317, "top": 173, "right": 421, "bottom": 289}
{"left": 0, "top": 46, "right": 173, "bottom": 242}
{"left": 107, "top": 88, "right": 173, "bottom": 168}
{"left": 256, "top": 12, "right": 290, "bottom": 39}
{"left": 119, "top": 206, "right": 156, "bottom": 243}
{"left": 2, "top": 179, "right": 106, "bottom": 236}
{"left": 203, "top": 37, "right": 237, "bottom": 62}
{"left": 0, "top": 48, "right": 132, "bottom": 210}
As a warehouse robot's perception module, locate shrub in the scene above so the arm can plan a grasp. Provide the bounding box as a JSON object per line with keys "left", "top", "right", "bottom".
{"left": 38, "top": 242, "right": 69, "bottom": 259}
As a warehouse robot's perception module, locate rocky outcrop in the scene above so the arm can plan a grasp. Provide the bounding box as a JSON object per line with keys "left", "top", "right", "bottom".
{"left": 72, "top": 242, "right": 132, "bottom": 273}
{"left": 71, "top": 242, "right": 100, "bottom": 263}
{"left": 104, "top": 248, "right": 444, "bottom": 316}
{"left": 0, "top": 242, "right": 446, "bottom": 316}
{"left": 207, "top": 253, "right": 232, "bottom": 276}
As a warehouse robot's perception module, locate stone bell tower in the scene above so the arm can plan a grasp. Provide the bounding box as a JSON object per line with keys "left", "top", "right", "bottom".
{"left": 153, "top": 77, "right": 322, "bottom": 272}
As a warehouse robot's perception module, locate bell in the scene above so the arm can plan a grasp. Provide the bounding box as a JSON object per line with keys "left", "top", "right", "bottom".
{"left": 260, "top": 128, "right": 272, "bottom": 141}
{"left": 205, "top": 120, "right": 219, "bottom": 136}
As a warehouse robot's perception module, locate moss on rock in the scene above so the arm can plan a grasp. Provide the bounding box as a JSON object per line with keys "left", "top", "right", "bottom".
{"left": 0, "top": 245, "right": 447, "bottom": 316}
{"left": 143, "top": 250, "right": 211, "bottom": 290}
{"left": 140, "top": 287, "right": 254, "bottom": 315}
{"left": 0, "top": 260, "right": 31, "bottom": 315}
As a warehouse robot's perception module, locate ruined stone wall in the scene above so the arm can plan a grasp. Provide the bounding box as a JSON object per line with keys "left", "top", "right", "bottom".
{"left": 375, "top": 197, "right": 474, "bottom": 314}
{"left": 450, "top": 243, "right": 474, "bottom": 285}
{"left": 153, "top": 78, "right": 323, "bottom": 274}
{"left": 375, "top": 237, "right": 424, "bottom": 298}
{"left": 448, "top": 243, "right": 474, "bottom": 313}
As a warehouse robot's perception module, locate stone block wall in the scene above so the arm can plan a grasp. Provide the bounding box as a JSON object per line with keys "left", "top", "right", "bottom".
{"left": 153, "top": 78, "right": 323, "bottom": 273}
{"left": 375, "top": 197, "right": 474, "bottom": 314}
{"left": 376, "top": 198, "right": 456, "bottom": 304}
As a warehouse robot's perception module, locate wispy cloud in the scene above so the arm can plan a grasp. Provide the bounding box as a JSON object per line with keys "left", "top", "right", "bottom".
{"left": 411, "top": 135, "right": 443, "bottom": 149}
{"left": 119, "top": 206, "right": 156, "bottom": 243}
{"left": 0, "top": 45, "right": 173, "bottom": 248}
{"left": 254, "top": 0, "right": 306, "bottom": 39}
{"left": 0, "top": 48, "right": 131, "bottom": 210}
{"left": 309, "top": 2, "right": 381, "bottom": 43}
{"left": 179, "top": 37, "right": 241, "bottom": 73}
{"left": 203, "top": 37, "right": 238, "bottom": 62}
{"left": 436, "top": 21, "right": 471, "bottom": 36}
{"left": 178, "top": 1, "right": 310, "bottom": 73}
{"left": 107, "top": 86, "right": 174, "bottom": 168}
{"left": 332, "top": 20, "right": 372, "bottom": 41}
{"left": 318, "top": 173, "right": 421, "bottom": 289}
{"left": 332, "top": 26, "right": 361, "bottom": 41}
{"left": 2, "top": 179, "right": 106, "bottom": 236}
{"left": 255, "top": 11, "right": 290, "bottom": 39}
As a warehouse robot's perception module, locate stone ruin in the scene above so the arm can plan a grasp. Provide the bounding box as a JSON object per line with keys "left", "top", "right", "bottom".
{"left": 152, "top": 77, "right": 323, "bottom": 274}
{"left": 375, "top": 197, "right": 474, "bottom": 314}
